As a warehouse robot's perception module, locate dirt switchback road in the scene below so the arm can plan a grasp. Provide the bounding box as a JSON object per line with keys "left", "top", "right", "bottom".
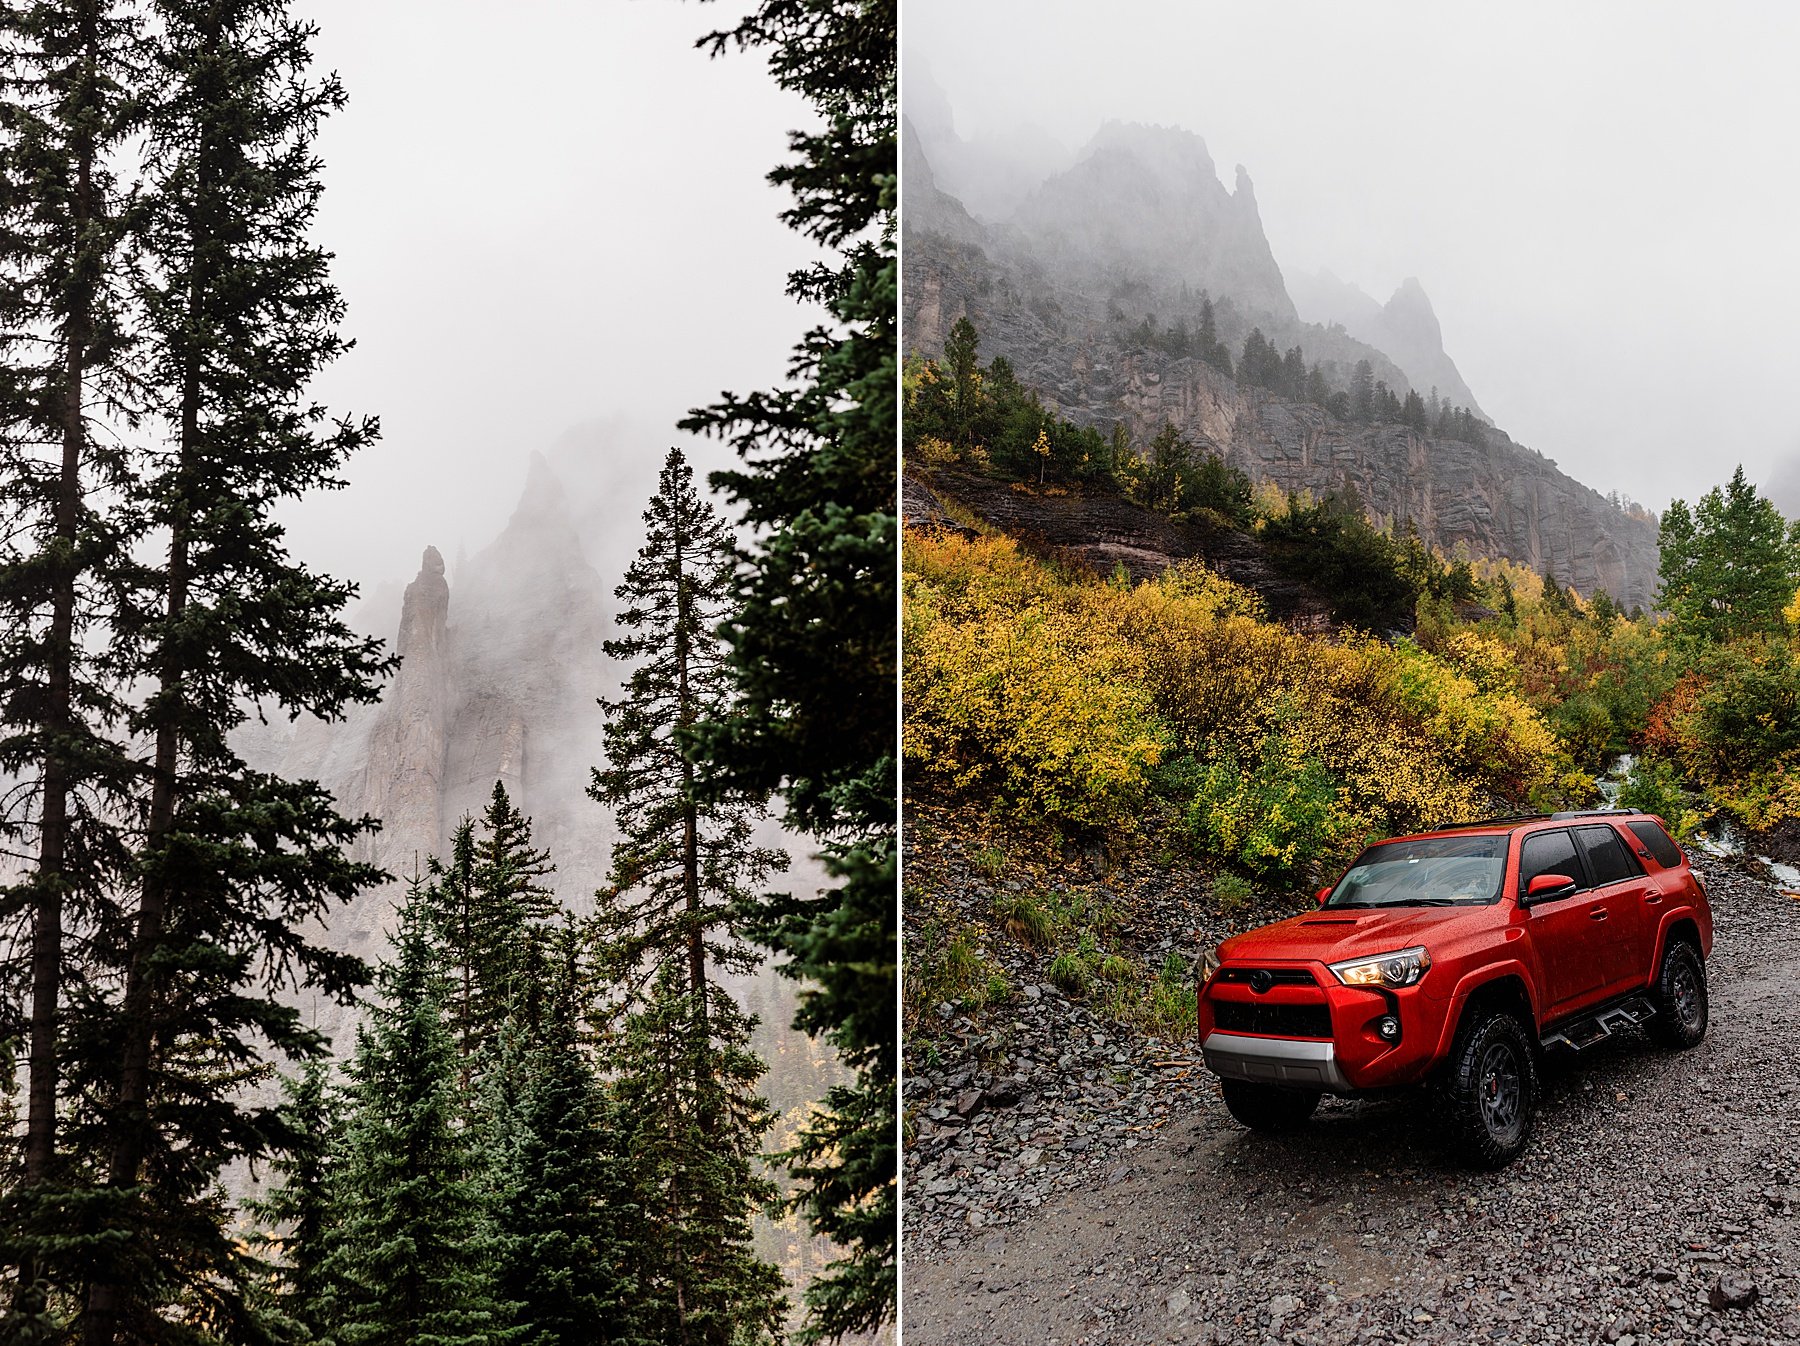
{"left": 903, "top": 869, "right": 1800, "bottom": 1346}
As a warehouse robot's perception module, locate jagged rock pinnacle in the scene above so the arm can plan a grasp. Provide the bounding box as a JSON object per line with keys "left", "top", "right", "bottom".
{"left": 398, "top": 545, "right": 449, "bottom": 660}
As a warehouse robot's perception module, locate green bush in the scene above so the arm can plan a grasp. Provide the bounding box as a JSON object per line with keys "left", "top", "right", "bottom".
{"left": 1212, "top": 871, "right": 1254, "bottom": 910}
{"left": 1617, "top": 756, "right": 1700, "bottom": 839}
{"left": 992, "top": 892, "right": 1055, "bottom": 948}
{"left": 1047, "top": 951, "right": 1089, "bottom": 995}
{"left": 1185, "top": 734, "right": 1350, "bottom": 881}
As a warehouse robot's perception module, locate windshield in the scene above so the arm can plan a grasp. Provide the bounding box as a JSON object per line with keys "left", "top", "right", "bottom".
{"left": 1326, "top": 834, "right": 1509, "bottom": 907}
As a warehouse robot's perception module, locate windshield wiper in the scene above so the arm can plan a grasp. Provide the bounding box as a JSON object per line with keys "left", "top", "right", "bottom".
{"left": 1347, "top": 897, "right": 1461, "bottom": 908}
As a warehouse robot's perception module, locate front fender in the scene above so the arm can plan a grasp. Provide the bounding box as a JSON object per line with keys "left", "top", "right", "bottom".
{"left": 1425, "top": 960, "right": 1543, "bottom": 1058}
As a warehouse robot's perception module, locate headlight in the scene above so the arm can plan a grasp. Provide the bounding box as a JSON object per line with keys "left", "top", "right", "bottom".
{"left": 1329, "top": 946, "right": 1431, "bottom": 989}
{"left": 1199, "top": 947, "right": 1222, "bottom": 985}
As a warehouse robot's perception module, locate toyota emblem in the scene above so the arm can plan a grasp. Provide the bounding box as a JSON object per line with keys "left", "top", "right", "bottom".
{"left": 1249, "top": 969, "right": 1273, "bottom": 994}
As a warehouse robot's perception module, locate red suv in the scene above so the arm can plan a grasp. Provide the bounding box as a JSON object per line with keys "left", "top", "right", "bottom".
{"left": 1196, "top": 810, "right": 1712, "bottom": 1166}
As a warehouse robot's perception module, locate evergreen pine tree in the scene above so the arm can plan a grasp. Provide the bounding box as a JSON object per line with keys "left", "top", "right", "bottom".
{"left": 78, "top": 4, "right": 392, "bottom": 1338}
{"left": 679, "top": 0, "right": 896, "bottom": 1332}
{"left": 422, "top": 783, "right": 557, "bottom": 1081}
{"left": 491, "top": 939, "right": 633, "bottom": 1346}
{"left": 1141, "top": 423, "right": 1190, "bottom": 514}
{"left": 1282, "top": 345, "right": 1305, "bottom": 398}
{"left": 590, "top": 447, "right": 785, "bottom": 1014}
{"left": 0, "top": 4, "right": 143, "bottom": 1329}
{"left": 941, "top": 315, "right": 979, "bottom": 450}
{"left": 611, "top": 967, "right": 787, "bottom": 1346}
{"left": 1350, "top": 359, "right": 1376, "bottom": 420}
{"left": 316, "top": 895, "right": 510, "bottom": 1346}
{"left": 1541, "top": 566, "right": 1573, "bottom": 615}
{"left": 1657, "top": 466, "right": 1800, "bottom": 641}
{"left": 245, "top": 1059, "right": 343, "bottom": 1343}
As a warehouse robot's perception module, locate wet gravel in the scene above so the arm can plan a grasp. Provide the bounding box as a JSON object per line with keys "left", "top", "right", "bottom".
{"left": 903, "top": 841, "right": 1800, "bottom": 1346}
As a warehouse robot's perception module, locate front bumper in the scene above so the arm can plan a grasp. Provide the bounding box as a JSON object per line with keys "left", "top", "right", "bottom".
{"left": 1197, "top": 962, "right": 1441, "bottom": 1091}
{"left": 1201, "top": 1031, "right": 1350, "bottom": 1090}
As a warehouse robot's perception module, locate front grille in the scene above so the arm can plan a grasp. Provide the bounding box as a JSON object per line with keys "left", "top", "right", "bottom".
{"left": 1213, "top": 1001, "right": 1332, "bottom": 1038}
{"left": 1218, "top": 967, "right": 1317, "bottom": 987}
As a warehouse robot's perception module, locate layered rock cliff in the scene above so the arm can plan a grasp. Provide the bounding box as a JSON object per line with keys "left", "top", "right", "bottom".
{"left": 902, "top": 126, "right": 1663, "bottom": 609}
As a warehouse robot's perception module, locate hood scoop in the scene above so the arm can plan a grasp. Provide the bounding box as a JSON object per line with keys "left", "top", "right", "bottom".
{"left": 1299, "top": 918, "right": 1362, "bottom": 926}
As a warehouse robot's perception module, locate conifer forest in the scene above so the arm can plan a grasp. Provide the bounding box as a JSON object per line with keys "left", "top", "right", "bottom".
{"left": 0, "top": 1, "right": 898, "bottom": 1343}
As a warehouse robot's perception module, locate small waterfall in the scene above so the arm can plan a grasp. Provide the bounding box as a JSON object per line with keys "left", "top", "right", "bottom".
{"left": 1599, "top": 754, "right": 1800, "bottom": 893}
{"left": 1594, "top": 753, "right": 1636, "bottom": 807}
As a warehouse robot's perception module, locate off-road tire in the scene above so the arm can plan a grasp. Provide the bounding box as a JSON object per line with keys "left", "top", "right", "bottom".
{"left": 1220, "top": 1079, "right": 1320, "bottom": 1132}
{"left": 1437, "top": 1007, "right": 1537, "bottom": 1169}
{"left": 1645, "top": 939, "right": 1708, "bottom": 1049}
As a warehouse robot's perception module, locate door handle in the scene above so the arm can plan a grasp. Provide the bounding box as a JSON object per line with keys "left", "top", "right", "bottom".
{"left": 1644, "top": 893, "right": 1663, "bottom": 905}
{"left": 1588, "top": 909, "right": 1609, "bottom": 921}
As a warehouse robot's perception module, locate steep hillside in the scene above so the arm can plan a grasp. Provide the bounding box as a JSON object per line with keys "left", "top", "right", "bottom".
{"left": 902, "top": 124, "right": 1662, "bottom": 609}
{"left": 903, "top": 470, "right": 1337, "bottom": 628}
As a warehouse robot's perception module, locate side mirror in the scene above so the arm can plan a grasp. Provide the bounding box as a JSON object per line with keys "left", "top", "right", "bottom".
{"left": 1524, "top": 873, "right": 1577, "bottom": 903}
{"left": 1315, "top": 886, "right": 1332, "bottom": 908}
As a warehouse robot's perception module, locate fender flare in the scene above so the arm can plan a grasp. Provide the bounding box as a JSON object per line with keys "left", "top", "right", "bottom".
{"left": 1430, "top": 961, "right": 1542, "bottom": 1058}
{"left": 1650, "top": 906, "right": 1707, "bottom": 969}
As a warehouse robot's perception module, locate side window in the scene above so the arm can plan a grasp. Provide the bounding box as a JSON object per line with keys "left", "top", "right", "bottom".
{"left": 1576, "top": 825, "right": 1644, "bottom": 886}
{"left": 1627, "top": 819, "right": 1684, "bottom": 869}
{"left": 1518, "top": 829, "right": 1580, "bottom": 895}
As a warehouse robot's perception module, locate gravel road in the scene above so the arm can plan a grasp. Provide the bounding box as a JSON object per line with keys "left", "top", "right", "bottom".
{"left": 903, "top": 865, "right": 1800, "bottom": 1346}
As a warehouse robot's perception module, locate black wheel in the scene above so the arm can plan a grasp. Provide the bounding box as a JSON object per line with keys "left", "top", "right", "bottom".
{"left": 1436, "top": 1007, "right": 1537, "bottom": 1168}
{"left": 1646, "top": 940, "right": 1707, "bottom": 1049}
{"left": 1220, "top": 1079, "right": 1320, "bottom": 1132}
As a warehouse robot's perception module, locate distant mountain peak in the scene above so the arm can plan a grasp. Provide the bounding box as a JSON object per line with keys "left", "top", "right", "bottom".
{"left": 1014, "top": 121, "right": 1295, "bottom": 323}
{"left": 1289, "top": 269, "right": 1485, "bottom": 418}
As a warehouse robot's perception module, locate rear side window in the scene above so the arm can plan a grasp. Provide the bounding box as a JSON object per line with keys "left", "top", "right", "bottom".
{"left": 1575, "top": 825, "right": 1644, "bottom": 886}
{"left": 1518, "top": 829, "right": 1580, "bottom": 894}
{"left": 1627, "top": 819, "right": 1684, "bottom": 870}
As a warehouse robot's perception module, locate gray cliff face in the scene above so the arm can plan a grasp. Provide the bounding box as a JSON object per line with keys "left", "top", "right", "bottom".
{"left": 1110, "top": 357, "right": 1651, "bottom": 606}
{"left": 1290, "top": 268, "right": 1488, "bottom": 421}
{"left": 902, "top": 62, "right": 1074, "bottom": 222}
{"left": 248, "top": 459, "right": 614, "bottom": 1043}
{"left": 903, "top": 142, "right": 1661, "bottom": 610}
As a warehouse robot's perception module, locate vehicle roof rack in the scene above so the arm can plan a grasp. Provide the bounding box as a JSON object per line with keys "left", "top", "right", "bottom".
{"left": 1548, "top": 808, "right": 1635, "bottom": 820}
{"left": 1425, "top": 814, "right": 1547, "bottom": 831}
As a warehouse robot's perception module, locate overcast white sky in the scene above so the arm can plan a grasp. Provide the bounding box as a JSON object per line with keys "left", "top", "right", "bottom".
{"left": 283, "top": 0, "right": 814, "bottom": 594}
{"left": 903, "top": 0, "right": 1800, "bottom": 515}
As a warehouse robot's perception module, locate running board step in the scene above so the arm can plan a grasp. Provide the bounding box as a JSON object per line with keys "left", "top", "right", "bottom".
{"left": 1541, "top": 995, "right": 1657, "bottom": 1052}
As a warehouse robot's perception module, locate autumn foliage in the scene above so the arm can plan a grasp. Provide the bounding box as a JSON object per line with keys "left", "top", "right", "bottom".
{"left": 903, "top": 529, "right": 1576, "bottom": 879}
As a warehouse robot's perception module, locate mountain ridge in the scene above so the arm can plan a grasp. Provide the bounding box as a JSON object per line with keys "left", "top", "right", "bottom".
{"left": 901, "top": 123, "right": 1662, "bottom": 608}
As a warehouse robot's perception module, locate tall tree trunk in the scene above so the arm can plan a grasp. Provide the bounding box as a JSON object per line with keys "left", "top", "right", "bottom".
{"left": 17, "top": 0, "right": 99, "bottom": 1310}
{"left": 83, "top": 89, "right": 207, "bottom": 1344}
{"left": 80, "top": 382, "right": 190, "bottom": 1346}
{"left": 675, "top": 523, "right": 706, "bottom": 1032}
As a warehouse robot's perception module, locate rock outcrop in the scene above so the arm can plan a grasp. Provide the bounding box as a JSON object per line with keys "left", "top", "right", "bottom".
{"left": 246, "top": 457, "right": 614, "bottom": 1037}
